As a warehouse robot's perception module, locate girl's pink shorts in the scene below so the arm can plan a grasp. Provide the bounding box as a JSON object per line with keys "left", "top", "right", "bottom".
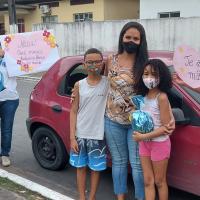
{"left": 139, "top": 138, "right": 171, "bottom": 161}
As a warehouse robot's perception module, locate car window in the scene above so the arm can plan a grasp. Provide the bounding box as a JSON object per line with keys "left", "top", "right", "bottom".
{"left": 58, "top": 63, "right": 87, "bottom": 96}
{"left": 179, "top": 86, "right": 200, "bottom": 104}
{"left": 58, "top": 61, "right": 106, "bottom": 96}
{"left": 167, "top": 86, "right": 200, "bottom": 126}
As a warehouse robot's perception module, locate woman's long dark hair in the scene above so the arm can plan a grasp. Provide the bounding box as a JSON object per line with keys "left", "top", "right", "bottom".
{"left": 118, "top": 21, "right": 149, "bottom": 78}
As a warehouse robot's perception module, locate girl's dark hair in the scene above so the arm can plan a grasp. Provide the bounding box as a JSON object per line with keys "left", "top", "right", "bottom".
{"left": 84, "top": 48, "right": 103, "bottom": 60}
{"left": 118, "top": 21, "right": 149, "bottom": 76}
{"left": 134, "top": 59, "right": 172, "bottom": 96}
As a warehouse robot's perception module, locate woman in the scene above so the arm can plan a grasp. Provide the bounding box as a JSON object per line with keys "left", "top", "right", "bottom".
{"left": 0, "top": 45, "right": 19, "bottom": 167}
{"left": 70, "top": 21, "right": 174, "bottom": 199}
{"left": 104, "top": 21, "right": 148, "bottom": 200}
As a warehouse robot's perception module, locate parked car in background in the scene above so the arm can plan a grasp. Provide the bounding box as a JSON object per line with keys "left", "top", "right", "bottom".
{"left": 26, "top": 52, "right": 200, "bottom": 196}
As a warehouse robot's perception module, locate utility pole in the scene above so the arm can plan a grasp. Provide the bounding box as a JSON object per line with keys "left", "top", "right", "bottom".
{"left": 8, "top": 0, "right": 18, "bottom": 33}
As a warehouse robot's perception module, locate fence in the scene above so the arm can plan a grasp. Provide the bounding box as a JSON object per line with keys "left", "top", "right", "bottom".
{"left": 33, "top": 17, "right": 200, "bottom": 57}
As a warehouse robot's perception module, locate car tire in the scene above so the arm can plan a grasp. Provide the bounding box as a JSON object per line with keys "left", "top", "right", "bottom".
{"left": 32, "top": 126, "right": 68, "bottom": 170}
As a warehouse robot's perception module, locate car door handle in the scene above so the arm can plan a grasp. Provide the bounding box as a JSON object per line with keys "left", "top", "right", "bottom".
{"left": 52, "top": 105, "right": 62, "bottom": 112}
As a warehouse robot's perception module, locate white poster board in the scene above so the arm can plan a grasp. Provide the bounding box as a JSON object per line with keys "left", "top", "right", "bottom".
{"left": 0, "top": 30, "right": 60, "bottom": 77}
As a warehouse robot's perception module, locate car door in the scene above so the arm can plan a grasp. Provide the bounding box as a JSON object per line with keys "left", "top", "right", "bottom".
{"left": 57, "top": 61, "right": 87, "bottom": 150}
{"left": 167, "top": 85, "right": 200, "bottom": 196}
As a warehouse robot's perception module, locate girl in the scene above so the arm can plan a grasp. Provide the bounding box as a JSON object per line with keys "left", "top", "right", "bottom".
{"left": 133, "top": 59, "right": 174, "bottom": 200}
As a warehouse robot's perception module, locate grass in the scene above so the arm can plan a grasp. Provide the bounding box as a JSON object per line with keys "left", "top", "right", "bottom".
{"left": 0, "top": 177, "right": 51, "bottom": 200}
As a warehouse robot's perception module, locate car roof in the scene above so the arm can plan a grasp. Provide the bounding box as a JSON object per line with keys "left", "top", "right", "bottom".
{"left": 59, "top": 50, "right": 174, "bottom": 65}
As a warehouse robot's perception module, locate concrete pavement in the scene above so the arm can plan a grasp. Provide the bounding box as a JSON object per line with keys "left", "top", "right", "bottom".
{"left": 0, "top": 168, "right": 74, "bottom": 200}
{"left": 0, "top": 187, "right": 25, "bottom": 200}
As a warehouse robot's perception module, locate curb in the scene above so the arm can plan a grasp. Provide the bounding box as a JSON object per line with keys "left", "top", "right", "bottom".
{"left": 0, "top": 169, "right": 74, "bottom": 200}
{"left": 17, "top": 76, "right": 41, "bottom": 82}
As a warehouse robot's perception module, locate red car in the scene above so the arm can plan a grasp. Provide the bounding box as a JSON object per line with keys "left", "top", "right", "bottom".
{"left": 26, "top": 52, "right": 200, "bottom": 196}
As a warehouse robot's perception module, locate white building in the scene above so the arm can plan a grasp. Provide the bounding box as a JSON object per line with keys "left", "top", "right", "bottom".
{"left": 140, "top": 0, "right": 200, "bottom": 19}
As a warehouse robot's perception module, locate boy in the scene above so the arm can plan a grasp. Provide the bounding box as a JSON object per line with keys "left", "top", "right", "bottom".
{"left": 70, "top": 48, "right": 109, "bottom": 200}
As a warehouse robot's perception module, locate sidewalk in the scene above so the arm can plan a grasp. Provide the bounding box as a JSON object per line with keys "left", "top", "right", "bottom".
{"left": 0, "top": 168, "right": 74, "bottom": 200}
{"left": 0, "top": 187, "right": 25, "bottom": 200}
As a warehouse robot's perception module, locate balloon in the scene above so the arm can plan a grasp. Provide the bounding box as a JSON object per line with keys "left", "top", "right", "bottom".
{"left": 130, "top": 95, "right": 154, "bottom": 133}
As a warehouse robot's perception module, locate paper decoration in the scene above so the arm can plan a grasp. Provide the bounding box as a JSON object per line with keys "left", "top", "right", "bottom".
{"left": 0, "top": 30, "right": 59, "bottom": 77}
{"left": 173, "top": 45, "right": 200, "bottom": 88}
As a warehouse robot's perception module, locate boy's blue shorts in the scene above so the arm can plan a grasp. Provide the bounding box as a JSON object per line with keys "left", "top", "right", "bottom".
{"left": 69, "top": 137, "right": 107, "bottom": 171}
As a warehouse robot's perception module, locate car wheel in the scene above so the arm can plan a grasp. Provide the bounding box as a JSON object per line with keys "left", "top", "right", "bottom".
{"left": 32, "top": 126, "right": 68, "bottom": 170}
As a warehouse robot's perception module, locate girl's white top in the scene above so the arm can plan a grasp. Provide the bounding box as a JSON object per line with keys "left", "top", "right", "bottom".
{"left": 141, "top": 94, "right": 169, "bottom": 142}
{"left": 76, "top": 76, "right": 109, "bottom": 140}
{"left": 0, "top": 58, "right": 19, "bottom": 101}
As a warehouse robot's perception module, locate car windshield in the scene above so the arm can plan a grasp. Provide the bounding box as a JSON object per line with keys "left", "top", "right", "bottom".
{"left": 169, "top": 66, "right": 200, "bottom": 104}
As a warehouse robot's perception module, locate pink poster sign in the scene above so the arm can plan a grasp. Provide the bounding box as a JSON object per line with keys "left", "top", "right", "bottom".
{"left": 173, "top": 45, "right": 200, "bottom": 88}
{"left": 0, "top": 30, "right": 60, "bottom": 77}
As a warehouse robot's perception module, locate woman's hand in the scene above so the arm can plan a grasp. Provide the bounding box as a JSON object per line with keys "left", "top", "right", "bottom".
{"left": 70, "top": 138, "right": 79, "bottom": 153}
{"left": 163, "top": 118, "right": 175, "bottom": 135}
{"left": 172, "top": 72, "right": 200, "bottom": 93}
{"left": 172, "top": 72, "right": 186, "bottom": 86}
{"left": 132, "top": 131, "right": 145, "bottom": 142}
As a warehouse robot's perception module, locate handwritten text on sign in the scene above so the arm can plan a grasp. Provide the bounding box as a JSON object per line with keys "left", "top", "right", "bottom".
{"left": 173, "top": 45, "right": 200, "bottom": 88}
{"left": 0, "top": 30, "right": 59, "bottom": 77}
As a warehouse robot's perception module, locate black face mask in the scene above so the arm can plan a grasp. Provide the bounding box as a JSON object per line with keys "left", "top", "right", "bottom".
{"left": 123, "top": 41, "right": 139, "bottom": 54}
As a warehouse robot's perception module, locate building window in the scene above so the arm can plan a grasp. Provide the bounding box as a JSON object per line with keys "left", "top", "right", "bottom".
{"left": 17, "top": 19, "right": 25, "bottom": 33}
{"left": 39, "top": 2, "right": 59, "bottom": 8}
{"left": 74, "top": 12, "right": 93, "bottom": 22}
{"left": 70, "top": 0, "right": 94, "bottom": 5}
{"left": 0, "top": 23, "right": 5, "bottom": 35}
{"left": 159, "top": 11, "right": 180, "bottom": 18}
{"left": 42, "top": 15, "right": 58, "bottom": 23}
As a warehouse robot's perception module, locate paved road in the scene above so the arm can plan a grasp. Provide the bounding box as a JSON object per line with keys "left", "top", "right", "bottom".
{"left": 1, "top": 79, "right": 199, "bottom": 200}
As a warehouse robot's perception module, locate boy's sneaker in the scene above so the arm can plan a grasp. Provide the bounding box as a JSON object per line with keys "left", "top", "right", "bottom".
{"left": 2, "top": 156, "right": 11, "bottom": 167}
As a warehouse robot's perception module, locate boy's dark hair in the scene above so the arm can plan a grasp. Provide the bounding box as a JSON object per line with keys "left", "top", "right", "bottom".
{"left": 134, "top": 59, "right": 172, "bottom": 96}
{"left": 118, "top": 21, "right": 149, "bottom": 78}
{"left": 84, "top": 48, "right": 103, "bottom": 60}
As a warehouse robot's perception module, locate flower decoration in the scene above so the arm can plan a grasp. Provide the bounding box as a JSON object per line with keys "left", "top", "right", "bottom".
{"left": 4, "top": 36, "right": 13, "bottom": 49}
{"left": 17, "top": 60, "right": 21, "bottom": 65}
{"left": 48, "top": 35, "right": 55, "bottom": 43}
{"left": 17, "top": 59, "right": 32, "bottom": 72}
{"left": 50, "top": 43, "right": 56, "bottom": 48}
{"left": 4, "top": 36, "right": 11, "bottom": 43}
{"left": 43, "top": 37, "right": 48, "bottom": 42}
{"left": 43, "top": 30, "right": 50, "bottom": 38}
{"left": 43, "top": 30, "right": 57, "bottom": 48}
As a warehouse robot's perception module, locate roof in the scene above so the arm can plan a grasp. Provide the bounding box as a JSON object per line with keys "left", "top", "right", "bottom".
{"left": 0, "top": 0, "right": 62, "bottom": 10}
{"left": 1, "top": 0, "right": 61, "bottom": 4}
{"left": 15, "top": 0, "right": 62, "bottom": 4}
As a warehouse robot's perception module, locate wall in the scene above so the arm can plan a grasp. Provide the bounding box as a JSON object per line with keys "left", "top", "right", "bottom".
{"left": 140, "top": 0, "right": 200, "bottom": 19}
{"left": 24, "top": 6, "right": 42, "bottom": 32}
{"left": 20, "top": 0, "right": 105, "bottom": 32}
{"left": 3, "top": 14, "right": 9, "bottom": 34}
{"left": 0, "top": 0, "right": 105, "bottom": 34}
{"left": 104, "top": 0, "right": 139, "bottom": 20}
{"left": 33, "top": 17, "right": 200, "bottom": 57}
{"left": 56, "top": 0, "right": 104, "bottom": 22}
{"left": 33, "top": 20, "right": 123, "bottom": 57}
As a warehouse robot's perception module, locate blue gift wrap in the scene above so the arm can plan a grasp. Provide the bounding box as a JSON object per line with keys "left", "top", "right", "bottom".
{"left": 130, "top": 95, "right": 154, "bottom": 134}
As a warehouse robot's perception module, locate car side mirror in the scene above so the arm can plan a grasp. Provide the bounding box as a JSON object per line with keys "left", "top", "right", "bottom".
{"left": 172, "top": 108, "right": 190, "bottom": 125}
